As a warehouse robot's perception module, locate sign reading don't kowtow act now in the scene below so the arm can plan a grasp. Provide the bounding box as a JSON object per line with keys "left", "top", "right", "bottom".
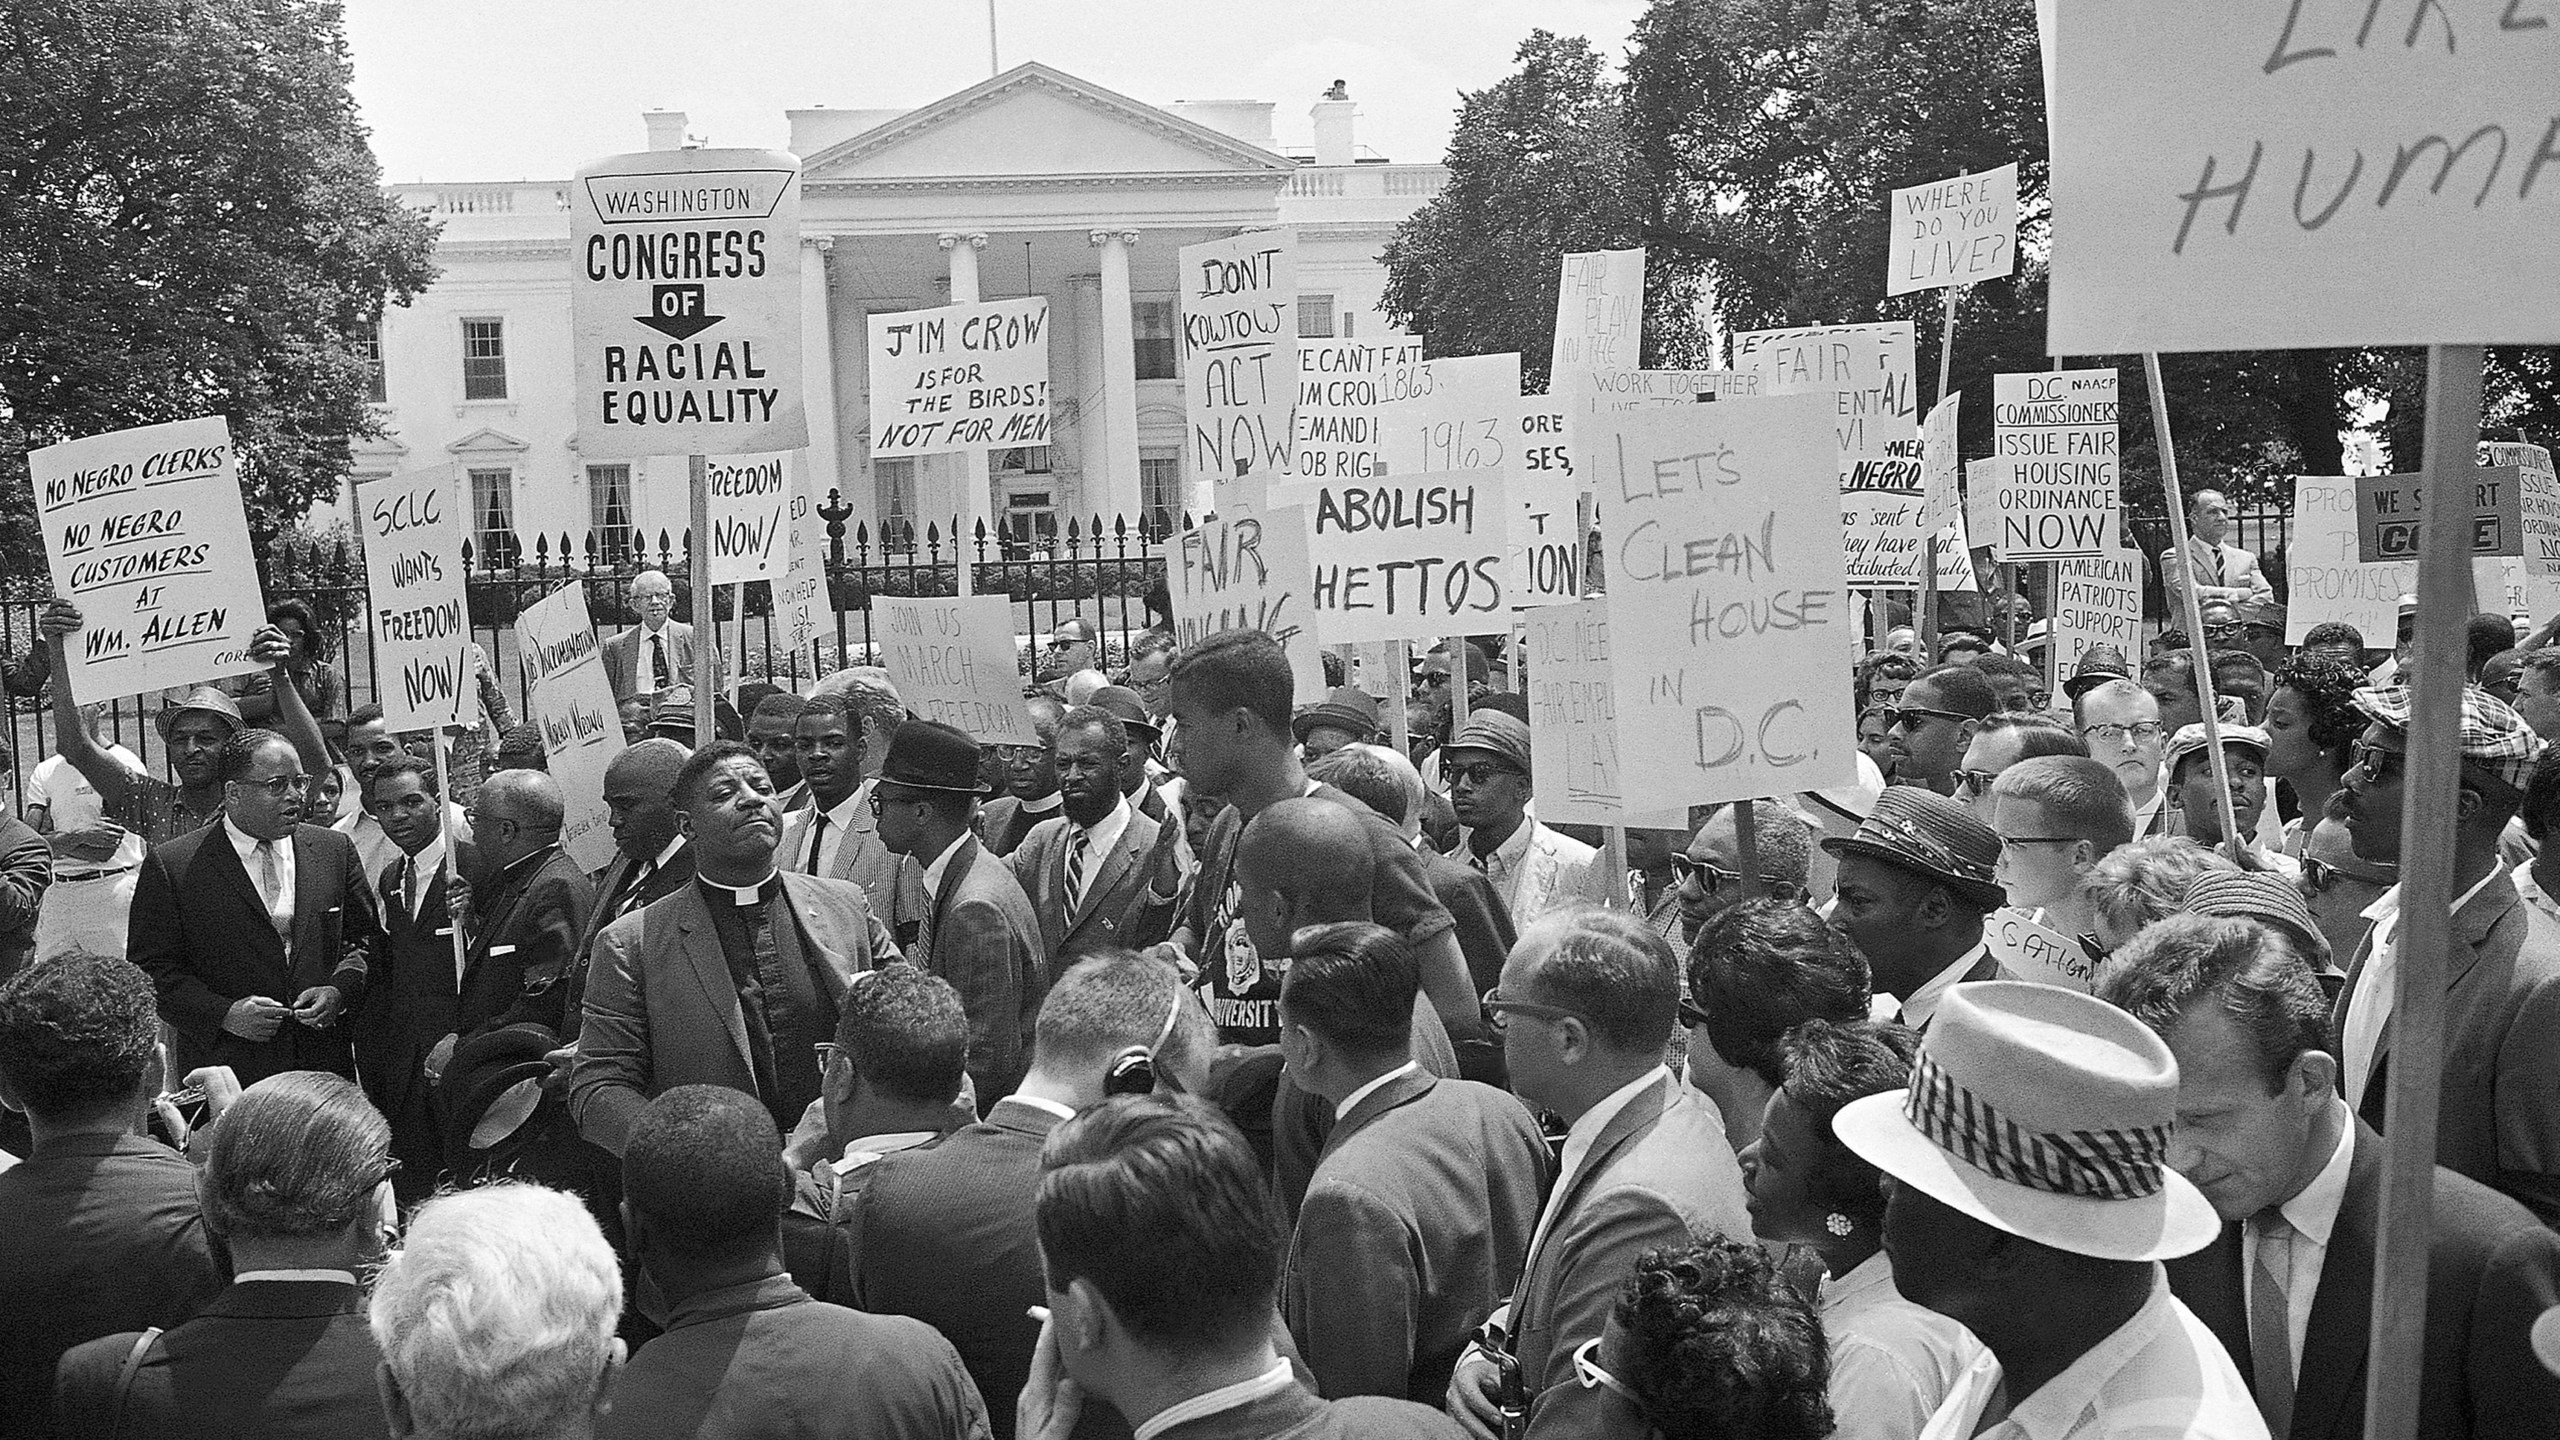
{"left": 571, "top": 148, "right": 806, "bottom": 460}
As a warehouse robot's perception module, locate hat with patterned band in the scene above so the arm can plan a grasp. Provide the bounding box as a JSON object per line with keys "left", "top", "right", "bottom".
{"left": 2350, "top": 682, "right": 2539, "bottom": 792}
{"left": 1818, "top": 785, "right": 2007, "bottom": 912}
{"left": 1832, "top": 981, "right": 2220, "bottom": 1262}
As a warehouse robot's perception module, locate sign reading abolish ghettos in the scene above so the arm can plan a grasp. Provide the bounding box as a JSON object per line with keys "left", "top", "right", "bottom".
{"left": 1306, "top": 472, "right": 1510, "bottom": 643}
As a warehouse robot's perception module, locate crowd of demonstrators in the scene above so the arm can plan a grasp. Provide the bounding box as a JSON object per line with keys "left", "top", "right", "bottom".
{"left": 16, "top": 566, "right": 2560, "bottom": 1440}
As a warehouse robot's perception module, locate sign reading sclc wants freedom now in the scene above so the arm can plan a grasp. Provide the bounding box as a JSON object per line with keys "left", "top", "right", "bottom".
{"left": 354, "top": 466, "right": 478, "bottom": 732}
{"left": 570, "top": 148, "right": 807, "bottom": 458}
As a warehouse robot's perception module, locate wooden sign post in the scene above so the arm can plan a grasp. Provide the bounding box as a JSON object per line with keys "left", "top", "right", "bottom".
{"left": 2142, "top": 356, "right": 2246, "bottom": 863}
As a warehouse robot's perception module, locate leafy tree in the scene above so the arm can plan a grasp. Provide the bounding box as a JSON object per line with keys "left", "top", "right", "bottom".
{"left": 0, "top": 0, "right": 439, "bottom": 576}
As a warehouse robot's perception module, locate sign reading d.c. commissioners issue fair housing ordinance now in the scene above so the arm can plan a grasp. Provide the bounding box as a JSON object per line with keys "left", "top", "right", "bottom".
{"left": 571, "top": 148, "right": 807, "bottom": 459}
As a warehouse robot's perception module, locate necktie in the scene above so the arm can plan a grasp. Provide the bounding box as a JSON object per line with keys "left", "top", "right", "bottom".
{"left": 803, "top": 810, "right": 831, "bottom": 874}
{"left": 255, "top": 840, "right": 290, "bottom": 937}
{"left": 615, "top": 859, "right": 658, "bottom": 919}
{"left": 650, "top": 633, "right": 669, "bottom": 691}
{"left": 404, "top": 856, "right": 422, "bottom": 919}
{"left": 2248, "top": 1210, "right": 2297, "bottom": 1439}
{"left": 1065, "top": 828, "right": 1092, "bottom": 917}
{"left": 739, "top": 896, "right": 788, "bottom": 1115}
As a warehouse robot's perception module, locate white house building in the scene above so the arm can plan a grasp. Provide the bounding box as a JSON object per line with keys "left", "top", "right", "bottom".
{"left": 352, "top": 63, "right": 1445, "bottom": 564}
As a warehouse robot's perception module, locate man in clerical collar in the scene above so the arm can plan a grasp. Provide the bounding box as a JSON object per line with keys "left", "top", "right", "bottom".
{"left": 979, "top": 695, "right": 1065, "bottom": 858}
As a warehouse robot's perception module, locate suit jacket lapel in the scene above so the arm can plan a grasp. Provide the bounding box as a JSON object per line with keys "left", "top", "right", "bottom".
{"left": 206, "top": 824, "right": 268, "bottom": 922}
{"left": 1319, "top": 1068, "right": 1434, "bottom": 1164}
{"left": 1073, "top": 819, "right": 1142, "bottom": 928}
{"left": 673, "top": 887, "right": 754, "bottom": 1074}
{"left": 2370, "top": 877, "right": 2510, "bottom": 1084}
{"left": 933, "top": 837, "right": 978, "bottom": 930}
{"left": 1520, "top": 1076, "right": 1670, "bottom": 1324}
{"left": 2292, "top": 1125, "right": 2381, "bottom": 1440}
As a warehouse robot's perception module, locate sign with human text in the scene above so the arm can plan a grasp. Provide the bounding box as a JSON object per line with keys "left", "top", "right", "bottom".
{"left": 2485, "top": 442, "right": 2560, "bottom": 582}
{"left": 1306, "top": 471, "right": 1511, "bottom": 643}
{"left": 570, "top": 148, "right": 805, "bottom": 458}
{"left": 355, "top": 467, "right": 479, "bottom": 733}
{"left": 1593, "top": 396, "right": 1855, "bottom": 808}
{"left": 2047, "top": 553, "right": 2145, "bottom": 692}
{"left": 1919, "top": 394, "right": 1961, "bottom": 533}
{"left": 704, "top": 451, "right": 795, "bottom": 584}
{"left": 1179, "top": 231, "right": 1296, "bottom": 496}
{"left": 1888, "top": 163, "right": 2020, "bottom": 295}
{"left": 867, "top": 298, "right": 1051, "bottom": 459}
{"left": 1520, "top": 600, "right": 1678, "bottom": 827}
{"left": 1170, "top": 504, "right": 1325, "bottom": 705}
{"left": 2356, "top": 467, "right": 2521, "bottom": 564}
{"left": 1840, "top": 453, "right": 1934, "bottom": 586}
{"left": 773, "top": 476, "right": 828, "bottom": 682}
{"left": 516, "top": 583, "right": 626, "bottom": 871}
{"left": 1379, "top": 353, "right": 1580, "bottom": 612}
{"left": 1991, "top": 369, "right": 2120, "bottom": 560}
{"left": 2047, "top": 2, "right": 2560, "bottom": 352}
{"left": 873, "top": 595, "right": 1036, "bottom": 746}
{"left": 31, "top": 416, "right": 269, "bottom": 702}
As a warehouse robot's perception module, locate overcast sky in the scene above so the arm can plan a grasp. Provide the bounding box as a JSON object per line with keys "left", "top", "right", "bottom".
{"left": 343, "top": 0, "right": 1649, "bottom": 182}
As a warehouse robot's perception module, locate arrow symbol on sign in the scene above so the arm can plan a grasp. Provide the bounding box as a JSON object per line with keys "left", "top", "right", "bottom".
{"left": 637, "top": 283, "right": 723, "bottom": 340}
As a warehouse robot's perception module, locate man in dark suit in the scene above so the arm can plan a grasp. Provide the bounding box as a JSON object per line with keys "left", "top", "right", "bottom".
{"left": 460, "top": 767, "right": 596, "bottom": 1042}
{"left": 571, "top": 739, "right": 697, "bottom": 1017}
{"left": 55, "top": 1071, "right": 398, "bottom": 1440}
{"left": 1278, "top": 923, "right": 1548, "bottom": 1403}
{"left": 874, "top": 721, "right": 1047, "bottom": 1103}
{"left": 976, "top": 695, "right": 1064, "bottom": 858}
{"left": 858, "top": 954, "right": 1214, "bottom": 1440}
{"left": 607, "top": 1086, "right": 990, "bottom": 1440}
{"left": 1448, "top": 908, "right": 1751, "bottom": 1440}
{"left": 1011, "top": 706, "right": 1177, "bottom": 965}
{"left": 128, "top": 727, "right": 374, "bottom": 1082}
{"left": 354, "top": 754, "right": 466, "bottom": 1199}
{"left": 1819, "top": 786, "right": 2010, "bottom": 1033}
{"left": 779, "top": 692, "right": 924, "bottom": 943}
{"left": 2104, "top": 914, "right": 2560, "bottom": 1440}
{"left": 572, "top": 741, "right": 899, "bottom": 1156}
{"left": 0, "top": 954, "right": 227, "bottom": 1440}
{"left": 603, "top": 568, "right": 723, "bottom": 702}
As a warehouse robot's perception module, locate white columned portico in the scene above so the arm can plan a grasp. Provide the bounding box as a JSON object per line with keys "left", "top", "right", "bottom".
{"left": 800, "top": 236, "right": 841, "bottom": 499}
{"left": 939, "top": 231, "right": 991, "bottom": 563}
{"left": 1090, "top": 229, "right": 1143, "bottom": 521}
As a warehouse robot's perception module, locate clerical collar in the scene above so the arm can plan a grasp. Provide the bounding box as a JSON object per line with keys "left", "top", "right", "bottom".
{"left": 1020, "top": 791, "right": 1062, "bottom": 815}
{"left": 698, "top": 872, "right": 783, "bottom": 907}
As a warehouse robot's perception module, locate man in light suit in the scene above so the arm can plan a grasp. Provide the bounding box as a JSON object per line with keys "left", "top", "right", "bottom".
{"left": 2159, "top": 487, "right": 2275, "bottom": 612}
{"left": 1279, "top": 922, "right": 1549, "bottom": 1404}
{"left": 874, "top": 720, "right": 1047, "bottom": 1103}
{"left": 2106, "top": 914, "right": 2560, "bottom": 1440}
{"left": 779, "top": 692, "right": 924, "bottom": 945}
{"left": 128, "top": 728, "right": 375, "bottom": 1083}
{"left": 1438, "top": 712, "right": 1593, "bottom": 930}
{"left": 603, "top": 569, "right": 724, "bottom": 703}
{"left": 1448, "top": 906, "right": 1751, "bottom": 1440}
{"left": 1011, "top": 705, "right": 1177, "bottom": 965}
{"left": 572, "top": 740, "right": 900, "bottom": 1156}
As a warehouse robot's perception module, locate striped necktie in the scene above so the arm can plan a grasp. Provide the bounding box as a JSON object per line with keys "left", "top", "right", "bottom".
{"left": 1065, "top": 828, "right": 1092, "bottom": 918}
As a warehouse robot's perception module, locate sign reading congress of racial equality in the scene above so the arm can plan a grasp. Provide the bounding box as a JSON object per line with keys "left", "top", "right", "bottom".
{"left": 1171, "top": 503, "right": 1325, "bottom": 704}
{"left": 1991, "top": 369, "right": 2120, "bottom": 560}
{"left": 704, "top": 451, "right": 795, "bottom": 585}
{"left": 31, "top": 416, "right": 269, "bottom": 701}
{"left": 570, "top": 147, "right": 805, "bottom": 459}
{"left": 867, "top": 298, "right": 1052, "bottom": 458}
{"left": 355, "top": 466, "right": 478, "bottom": 733}
{"left": 1179, "top": 231, "right": 1296, "bottom": 494}
{"left": 1306, "top": 471, "right": 1512, "bottom": 644}
{"left": 873, "top": 595, "right": 1037, "bottom": 746}
{"left": 2047, "top": 2, "right": 2560, "bottom": 351}
{"left": 516, "top": 582, "right": 626, "bottom": 871}
{"left": 1888, "top": 163, "right": 2020, "bottom": 296}
{"left": 1594, "top": 396, "right": 1855, "bottom": 808}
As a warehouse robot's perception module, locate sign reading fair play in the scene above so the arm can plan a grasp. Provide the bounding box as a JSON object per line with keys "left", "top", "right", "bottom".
{"left": 1172, "top": 503, "right": 1325, "bottom": 704}
{"left": 868, "top": 298, "right": 1051, "bottom": 458}
{"left": 571, "top": 148, "right": 806, "bottom": 458}
{"left": 355, "top": 466, "right": 478, "bottom": 732}
{"left": 32, "top": 416, "right": 268, "bottom": 701}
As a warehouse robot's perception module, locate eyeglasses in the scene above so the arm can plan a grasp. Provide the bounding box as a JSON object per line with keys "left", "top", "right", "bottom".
{"left": 232, "top": 774, "right": 308, "bottom": 797}
{"left": 1480, "top": 985, "right": 1590, "bottom": 1032}
{"left": 2080, "top": 720, "right": 2166, "bottom": 746}
{"left": 1884, "top": 705, "right": 1973, "bottom": 730}
{"left": 1952, "top": 768, "right": 1998, "bottom": 800}
{"left": 814, "top": 1041, "right": 844, "bottom": 1080}
{"left": 1676, "top": 993, "right": 1711, "bottom": 1029}
{"left": 2202, "top": 623, "right": 2243, "bottom": 640}
{"left": 2348, "top": 742, "right": 2405, "bottom": 785}
{"left": 1445, "top": 761, "right": 1525, "bottom": 787}
{"left": 1667, "top": 854, "right": 1742, "bottom": 891}
{"left": 1571, "top": 1338, "right": 1650, "bottom": 1418}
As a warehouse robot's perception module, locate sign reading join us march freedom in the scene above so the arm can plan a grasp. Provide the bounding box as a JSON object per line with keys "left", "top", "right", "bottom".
{"left": 570, "top": 148, "right": 807, "bottom": 459}
{"left": 32, "top": 416, "right": 269, "bottom": 702}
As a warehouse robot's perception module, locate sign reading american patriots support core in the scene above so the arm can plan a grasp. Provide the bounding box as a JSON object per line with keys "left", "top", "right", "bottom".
{"left": 32, "top": 416, "right": 268, "bottom": 701}
{"left": 517, "top": 583, "right": 626, "bottom": 871}
{"left": 355, "top": 466, "right": 479, "bottom": 732}
{"left": 867, "top": 298, "right": 1052, "bottom": 458}
{"left": 570, "top": 148, "right": 805, "bottom": 459}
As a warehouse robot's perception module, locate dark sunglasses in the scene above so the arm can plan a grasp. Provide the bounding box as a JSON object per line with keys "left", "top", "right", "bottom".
{"left": 1883, "top": 705, "right": 1972, "bottom": 730}
{"left": 1446, "top": 761, "right": 1525, "bottom": 787}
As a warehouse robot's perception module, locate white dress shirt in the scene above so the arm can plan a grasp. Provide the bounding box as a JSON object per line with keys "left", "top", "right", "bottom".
{"left": 920, "top": 831, "right": 972, "bottom": 899}
{"left": 1334, "top": 1060, "right": 1423, "bottom": 1121}
{"left": 1447, "top": 809, "right": 1599, "bottom": 927}
{"left": 1529, "top": 1066, "right": 1671, "bottom": 1262}
{"left": 800, "top": 788, "right": 865, "bottom": 876}
{"left": 225, "top": 817, "right": 296, "bottom": 950}
{"left": 1897, "top": 941, "right": 1993, "bottom": 1033}
{"left": 1131, "top": 1360, "right": 1295, "bottom": 1440}
{"left": 1822, "top": 1250, "right": 1989, "bottom": 1440}
{"left": 2340, "top": 865, "right": 2507, "bottom": 1107}
{"left": 1916, "top": 1268, "right": 2266, "bottom": 1440}
{"left": 2245, "top": 1103, "right": 2354, "bottom": 1386}
{"left": 396, "top": 835, "right": 447, "bottom": 922}
{"left": 1066, "top": 796, "right": 1134, "bottom": 911}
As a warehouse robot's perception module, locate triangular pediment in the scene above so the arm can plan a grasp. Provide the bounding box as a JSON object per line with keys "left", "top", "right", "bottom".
{"left": 803, "top": 63, "right": 1292, "bottom": 183}
{"left": 446, "top": 427, "right": 529, "bottom": 455}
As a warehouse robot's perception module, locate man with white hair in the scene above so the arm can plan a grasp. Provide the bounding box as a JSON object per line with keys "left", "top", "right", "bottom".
{"left": 369, "top": 1182, "right": 625, "bottom": 1440}
{"left": 603, "top": 571, "right": 721, "bottom": 703}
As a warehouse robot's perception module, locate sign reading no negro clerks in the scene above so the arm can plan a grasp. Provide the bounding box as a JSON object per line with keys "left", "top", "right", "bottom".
{"left": 32, "top": 416, "right": 269, "bottom": 702}
{"left": 355, "top": 466, "right": 478, "bottom": 732}
{"left": 868, "top": 298, "right": 1052, "bottom": 458}
{"left": 571, "top": 148, "right": 806, "bottom": 459}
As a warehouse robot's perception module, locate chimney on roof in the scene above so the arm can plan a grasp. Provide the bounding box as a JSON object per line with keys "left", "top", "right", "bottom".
{"left": 643, "top": 110, "right": 688, "bottom": 152}
{"left": 1311, "top": 85, "right": 1355, "bottom": 167}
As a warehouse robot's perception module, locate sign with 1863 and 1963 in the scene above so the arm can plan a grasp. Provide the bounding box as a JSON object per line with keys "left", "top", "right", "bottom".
{"left": 570, "top": 147, "right": 807, "bottom": 459}
{"left": 31, "top": 416, "right": 269, "bottom": 702}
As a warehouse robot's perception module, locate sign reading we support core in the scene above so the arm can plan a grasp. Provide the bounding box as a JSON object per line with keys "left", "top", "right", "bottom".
{"left": 517, "top": 583, "right": 626, "bottom": 871}
{"left": 874, "top": 595, "right": 1036, "bottom": 746}
{"left": 32, "top": 416, "right": 269, "bottom": 702}
{"left": 1991, "top": 369, "right": 2120, "bottom": 560}
{"left": 867, "top": 298, "right": 1051, "bottom": 458}
{"left": 1888, "top": 163, "right": 2020, "bottom": 296}
{"left": 1594, "top": 396, "right": 1854, "bottom": 809}
{"left": 355, "top": 467, "right": 478, "bottom": 733}
{"left": 570, "top": 148, "right": 805, "bottom": 459}
{"left": 1180, "top": 231, "right": 1295, "bottom": 494}
{"left": 1171, "top": 504, "right": 1325, "bottom": 704}
{"left": 1307, "top": 472, "right": 1511, "bottom": 643}
{"left": 2286, "top": 476, "right": 2415, "bottom": 645}
{"left": 2356, "top": 468, "right": 2521, "bottom": 564}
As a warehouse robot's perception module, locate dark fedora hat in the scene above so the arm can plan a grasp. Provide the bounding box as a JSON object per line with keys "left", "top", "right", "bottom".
{"left": 877, "top": 719, "right": 993, "bottom": 795}
{"left": 1086, "top": 684, "right": 1162, "bottom": 749}
{"left": 1820, "top": 785, "right": 2007, "bottom": 911}
{"left": 2061, "top": 646, "right": 2134, "bottom": 701}
{"left": 440, "top": 1023, "right": 564, "bottom": 1156}
{"left": 1292, "top": 685, "right": 1381, "bottom": 745}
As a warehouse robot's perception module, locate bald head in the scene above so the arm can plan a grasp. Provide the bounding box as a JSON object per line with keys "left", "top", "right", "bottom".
{"left": 608, "top": 737, "right": 689, "bottom": 790}
{"left": 480, "top": 768, "right": 564, "bottom": 830}
{"left": 604, "top": 737, "right": 692, "bottom": 861}
{"left": 1237, "top": 798, "right": 1375, "bottom": 959}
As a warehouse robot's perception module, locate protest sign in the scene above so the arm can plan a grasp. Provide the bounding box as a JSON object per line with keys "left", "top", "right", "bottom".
{"left": 1293, "top": 335, "right": 1419, "bottom": 484}
{"left": 1306, "top": 471, "right": 1512, "bottom": 644}
{"left": 1932, "top": 522, "right": 1978, "bottom": 594}
{"left": 1919, "top": 394, "right": 1961, "bottom": 532}
{"left": 1888, "top": 163, "right": 2020, "bottom": 296}
{"left": 867, "top": 297, "right": 1051, "bottom": 459}
{"left": 31, "top": 416, "right": 268, "bottom": 702}
{"left": 1989, "top": 908, "right": 2097, "bottom": 993}
{"left": 2286, "top": 475, "right": 2415, "bottom": 645}
{"left": 2356, "top": 468, "right": 2520, "bottom": 564}
{"left": 2047, "top": 553, "right": 2144, "bottom": 687}
{"left": 1525, "top": 601, "right": 1620, "bottom": 824}
{"left": 1171, "top": 503, "right": 1326, "bottom": 704}
{"left": 1549, "top": 249, "right": 1645, "bottom": 402}
{"left": 570, "top": 148, "right": 804, "bottom": 458}
{"left": 704, "top": 451, "right": 794, "bottom": 584}
{"left": 1990, "top": 369, "right": 2120, "bottom": 560}
{"left": 1376, "top": 353, "right": 1580, "bottom": 611}
{"left": 1581, "top": 369, "right": 1763, "bottom": 412}
{"left": 2484, "top": 442, "right": 2560, "bottom": 580}
{"left": 1179, "top": 231, "right": 1295, "bottom": 494}
{"left": 354, "top": 467, "right": 478, "bottom": 732}
{"left": 516, "top": 583, "right": 626, "bottom": 871}
{"left": 2047, "top": 4, "right": 2560, "bottom": 352}
{"left": 1593, "top": 395, "right": 1854, "bottom": 808}
{"left": 773, "top": 477, "right": 828, "bottom": 683}
{"left": 1840, "top": 453, "right": 1933, "bottom": 586}
{"left": 1735, "top": 322, "right": 1919, "bottom": 455}
{"left": 873, "top": 595, "right": 1037, "bottom": 746}
{"left": 1966, "top": 457, "right": 2005, "bottom": 560}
